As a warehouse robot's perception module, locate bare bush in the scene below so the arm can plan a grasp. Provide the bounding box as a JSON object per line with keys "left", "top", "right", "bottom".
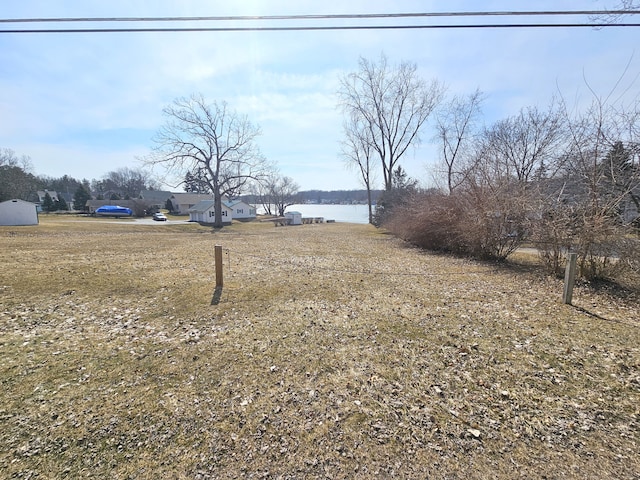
{"left": 453, "top": 182, "right": 529, "bottom": 260}
{"left": 395, "top": 73, "right": 639, "bottom": 286}
{"left": 549, "top": 88, "right": 640, "bottom": 281}
{"left": 531, "top": 203, "right": 576, "bottom": 275}
{"left": 384, "top": 186, "right": 527, "bottom": 260}
{"left": 616, "top": 236, "right": 640, "bottom": 289}
{"left": 384, "top": 191, "right": 465, "bottom": 253}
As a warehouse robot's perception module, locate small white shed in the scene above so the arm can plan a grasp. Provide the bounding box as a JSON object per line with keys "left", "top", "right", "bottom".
{"left": 285, "top": 211, "right": 303, "bottom": 225}
{"left": 0, "top": 199, "right": 39, "bottom": 226}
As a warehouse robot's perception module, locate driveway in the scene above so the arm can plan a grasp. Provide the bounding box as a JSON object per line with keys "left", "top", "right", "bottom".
{"left": 132, "top": 218, "right": 192, "bottom": 225}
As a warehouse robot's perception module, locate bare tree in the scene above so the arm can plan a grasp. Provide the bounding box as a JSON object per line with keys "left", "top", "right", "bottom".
{"left": 103, "top": 167, "right": 159, "bottom": 199}
{"left": 419, "top": 104, "right": 565, "bottom": 260}
{"left": 0, "top": 148, "right": 39, "bottom": 202}
{"left": 590, "top": 1, "right": 640, "bottom": 24}
{"left": 269, "top": 174, "right": 300, "bottom": 217}
{"left": 250, "top": 172, "right": 299, "bottom": 217}
{"left": 149, "top": 94, "right": 270, "bottom": 228}
{"left": 434, "top": 89, "right": 484, "bottom": 194}
{"left": 480, "top": 104, "right": 565, "bottom": 185}
{"left": 339, "top": 54, "right": 444, "bottom": 191}
{"left": 341, "top": 112, "right": 376, "bottom": 223}
{"left": 0, "top": 148, "right": 32, "bottom": 170}
{"left": 555, "top": 93, "right": 640, "bottom": 278}
{"left": 615, "top": 0, "right": 639, "bottom": 7}
{"left": 251, "top": 177, "right": 274, "bottom": 216}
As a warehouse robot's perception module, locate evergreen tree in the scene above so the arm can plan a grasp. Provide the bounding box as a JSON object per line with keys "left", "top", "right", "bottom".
{"left": 184, "top": 169, "right": 210, "bottom": 193}
{"left": 56, "top": 196, "right": 69, "bottom": 211}
{"left": 372, "top": 167, "right": 418, "bottom": 226}
{"left": 42, "top": 192, "right": 55, "bottom": 212}
{"left": 73, "top": 185, "right": 91, "bottom": 212}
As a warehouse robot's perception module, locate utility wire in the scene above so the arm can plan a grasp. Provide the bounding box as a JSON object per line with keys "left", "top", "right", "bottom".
{"left": 0, "top": 10, "right": 639, "bottom": 33}
{"left": 1, "top": 10, "right": 639, "bottom": 23}
{"left": 1, "top": 23, "right": 640, "bottom": 34}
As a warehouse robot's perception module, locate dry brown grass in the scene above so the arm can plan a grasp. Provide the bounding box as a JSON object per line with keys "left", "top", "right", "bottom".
{"left": 1, "top": 217, "right": 639, "bottom": 479}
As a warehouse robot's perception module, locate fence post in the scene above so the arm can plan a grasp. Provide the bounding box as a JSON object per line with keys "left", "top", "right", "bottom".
{"left": 562, "top": 253, "right": 577, "bottom": 305}
{"left": 215, "top": 245, "right": 223, "bottom": 288}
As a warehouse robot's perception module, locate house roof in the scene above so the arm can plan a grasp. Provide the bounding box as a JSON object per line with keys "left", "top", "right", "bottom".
{"left": 58, "top": 192, "right": 74, "bottom": 203}
{"left": 1, "top": 199, "right": 37, "bottom": 206}
{"left": 139, "top": 190, "right": 173, "bottom": 203}
{"left": 225, "top": 199, "right": 254, "bottom": 208}
{"left": 36, "top": 190, "right": 59, "bottom": 201}
{"left": 171, "top": 193, "right": 214, "bottom": 205}
{"left": 188, "top": 200, "right": 215, "bottom": 213}
{"left": 189, "top": 200, "right": 232, "bottom": 213}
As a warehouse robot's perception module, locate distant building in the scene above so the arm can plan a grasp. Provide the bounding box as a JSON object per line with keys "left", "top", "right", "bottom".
{"left": 36, "top": 190, "right": 59, "bottom": 203}
{"left": 188, "top": 200, "right": 232, "bottom": 225}
{"left": 169, "top": 193, "right": 215, "bottom": 215}
{"left": 139, "top": 190, "right": 174, "bottom": 211}
{"left": 58, "top": 192, "right": 75, "bottom": 210}
{"left": 225, "top": 199, "right": 256, "bottom": 220}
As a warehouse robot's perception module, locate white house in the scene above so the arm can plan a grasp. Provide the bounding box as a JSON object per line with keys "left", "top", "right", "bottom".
{"left": 188, "top": 200, "right": 233, "bottom": 225}
{"left": 0, "top": 199, "right": 39, "bottom": 226}
{"left": 224, "top": 199, "right": 256, "bottom": 220}
{"left": 170, "top": 193, "right": 215, "bottom": 215}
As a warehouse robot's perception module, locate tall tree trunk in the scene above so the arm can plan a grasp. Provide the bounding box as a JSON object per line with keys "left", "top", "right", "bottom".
{"left": 213, "top": 188, "right": 223, "bottom": 228}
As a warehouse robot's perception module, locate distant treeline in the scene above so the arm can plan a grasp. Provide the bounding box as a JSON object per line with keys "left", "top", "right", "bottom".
{"left": 242, "top": 189, "right": 383, "bottom": 205}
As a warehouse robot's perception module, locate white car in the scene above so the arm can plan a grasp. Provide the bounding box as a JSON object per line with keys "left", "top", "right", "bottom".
{"left": 152, "top": 212, "right": 168, "bottom": 221}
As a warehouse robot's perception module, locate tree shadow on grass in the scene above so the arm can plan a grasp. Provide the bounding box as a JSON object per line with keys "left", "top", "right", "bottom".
{"left": 211, "top": 286, "right": 223, "bottom": 305}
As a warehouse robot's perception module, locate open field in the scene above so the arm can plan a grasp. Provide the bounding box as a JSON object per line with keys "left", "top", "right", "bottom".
{"left": 1, "top": 217, "right": 639, "bottom": 479}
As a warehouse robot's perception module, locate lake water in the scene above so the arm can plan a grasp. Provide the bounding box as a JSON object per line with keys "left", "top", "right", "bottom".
{"left": 263, "top": 204, "right": 371, "bottom": 224}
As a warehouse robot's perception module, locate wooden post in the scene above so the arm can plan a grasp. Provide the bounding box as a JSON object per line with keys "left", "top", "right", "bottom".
{"left": 215, "top": 245, "right": 223, "bottom": 288}
{"left": 562, "top": 253, "right": 577, "bottom": 305}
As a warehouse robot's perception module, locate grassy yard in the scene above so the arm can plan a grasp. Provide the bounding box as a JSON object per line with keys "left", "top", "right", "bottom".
{"left": 1, "top": 216, "right": 638, "bottom": 478}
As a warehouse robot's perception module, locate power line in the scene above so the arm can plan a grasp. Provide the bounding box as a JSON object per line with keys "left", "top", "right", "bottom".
{"left": 1, "top": 10, "right": 639, "bottom": 33}
{"left": 0, "top": 10, "right": 639, "bottom": 24}
{"left": 1, "top": 23, "right": 640, "bottom": 34}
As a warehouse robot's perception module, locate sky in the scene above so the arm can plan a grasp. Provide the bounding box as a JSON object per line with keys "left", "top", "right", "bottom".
{"left": 1, "top": 0, "right": 639, "bottom": 192}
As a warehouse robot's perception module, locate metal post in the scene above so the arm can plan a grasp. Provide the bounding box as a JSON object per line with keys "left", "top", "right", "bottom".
{"left": 215, "top": 245, "right": 223, "bottom": 288}
{"left": 562, "top": 253, "right": 577, "bottom": 305}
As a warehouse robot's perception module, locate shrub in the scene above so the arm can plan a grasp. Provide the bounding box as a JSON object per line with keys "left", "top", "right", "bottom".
{"left": 382, "top": 188, "right": 526, "bottom": 261}
{"left": 383, "top": 191, "right": 465, "bottom": 252}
